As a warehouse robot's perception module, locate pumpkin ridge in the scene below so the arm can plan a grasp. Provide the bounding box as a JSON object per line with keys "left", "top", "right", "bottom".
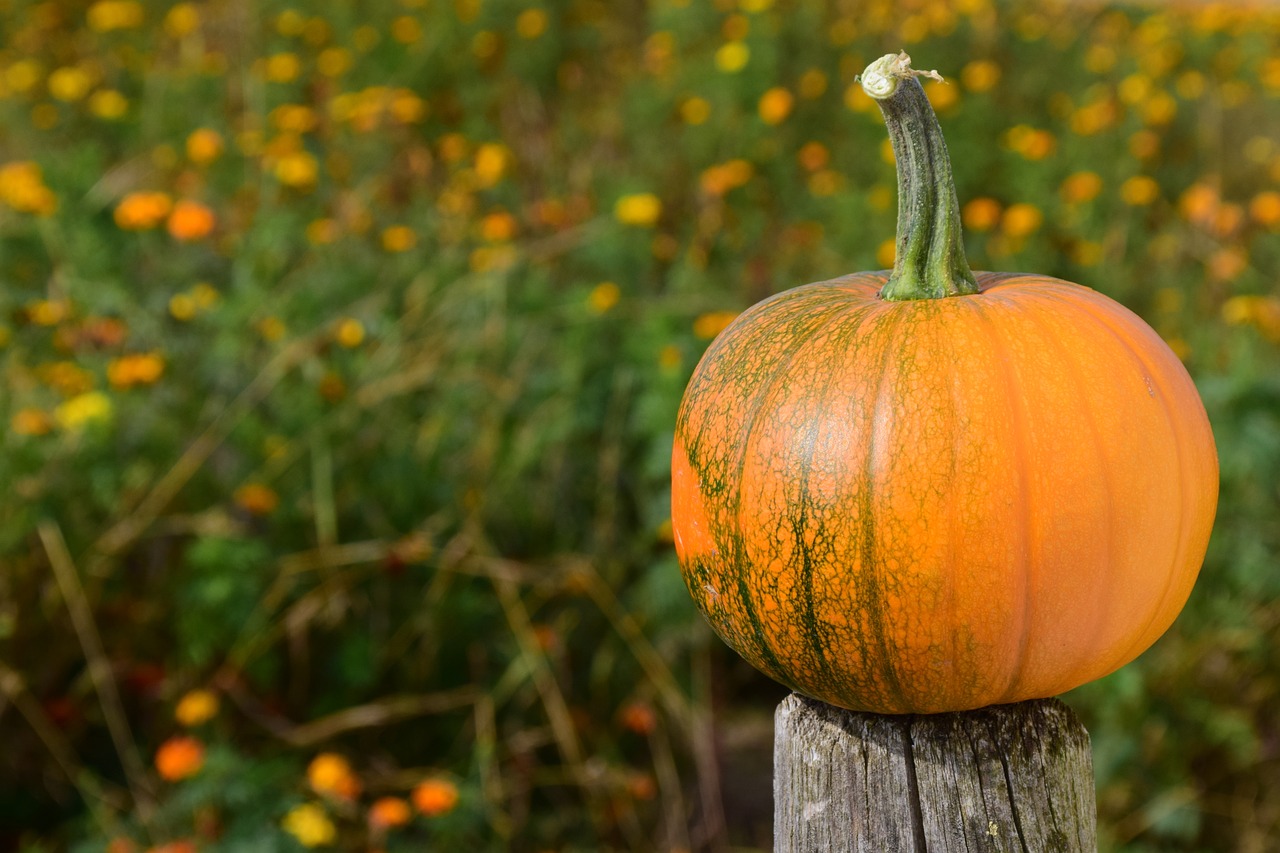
{"left": 699, "top": 299, "right": 865, "bottom": 689}
{"left": 857, "top": 307, "right": 915, "bottom": 712}
{"left": 786, "top": 301, "right": 889, "bottom": 707}
{"left": 1039, "top": 292, "right": 1201, "bottom": 673}
{"left": 997, "top": 289, "right": 1119, "bottom": 696}
{"left": 965, "top": 296, "right": 1035, "bottom": 702}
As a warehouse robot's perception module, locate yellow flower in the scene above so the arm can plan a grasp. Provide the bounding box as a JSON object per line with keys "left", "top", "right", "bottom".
{"left": 739, "top": 0, "right": 773, "bottom": 11}
{"left": 186, "top": 129, "right": 224, "bottom": 165}
{"left": 0, "top": 162, "right": 58, "bottom": 215}
{"left": 89, "top": 90, "right": 129, "bottom": 119}
{"left": 516, "top": 8, "right": 547, "bottom": 38}
{"left": 174, "top": 689, "right": 219, "bottom": 726}
{"left": 693, "top": 311, "right": 739, "bottom": 340}
{"left": 48, "top": 67, "right": 93, "bottom": 102}
{"left": 381, "top": 225, "right": 416, "bottom": 252}
{"left": 1001, "top": 203, "right": 1043, "bottom": 237}
{"left": 714, "top": 41, "right": 750, "bottom": 73}
{"left": 876, "top": 238, "right": 896, "bottom": 268}
{"left": 589, "top": 282, "right": 621, "bottom": 314}
{"left": 87, "top": 0, "right": 144, "bottom": 32}
{"left": 169, "top": 293, "right": 197, "bottom": 321}
{"left": 317, "top": 47, "right": 352, "bottom": 77}
{"left": 962, "top": 197, "right": 1002, "bottom": 232}
{"left": 274, "top": 151, "right": 319, "bottom": 188}
{"left": 961, "top": 59, "right": 1000, "bottom": 92}
{"left": 391, "top": 15, "right": 422, "bottom": 44}
{"left": 263, "top": 52, "right": 302, "bottom": 83}
{"left": 164, "top": 3, "right": 200, "bottom": 37}
{"left": 258, "top": 316, "right": 286, "bottom": 341}
{"left": 473, "top": 143, "right": 509, "bottom": 187}
{"left": 680, "top": 97, "right": 711, "bottom": 125}
{"left": 282, "top": 803, "right": 336, "bottom": 848}
{"left": 1120, "top": 175, "right": 1160, "bottom": 206}
{"left": 307, "top": 753, "right": 361, "bottom": 800}
{"left": 757, "top": 87, "right": 793, "bottom": 125}
{"left": 335, "top": 318, "right": 365, "bottom": 347}
{"left": 614, "top": 193, "right": 662, "bottom": 227}
{"left": 55, "top": 392, "right": 111, "bottom": 432}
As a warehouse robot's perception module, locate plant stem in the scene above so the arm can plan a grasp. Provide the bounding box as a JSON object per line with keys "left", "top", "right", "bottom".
{"left": 862, "top": 53, "right": 979, "bottom": 301}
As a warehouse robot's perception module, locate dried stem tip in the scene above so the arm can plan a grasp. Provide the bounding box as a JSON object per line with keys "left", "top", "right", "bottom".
{"left": 860, "top": 52, "right": 944, "bottom": 100}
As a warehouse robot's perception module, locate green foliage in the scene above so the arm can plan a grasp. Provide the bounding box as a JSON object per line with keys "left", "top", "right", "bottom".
{"left": 0, "top": 0, "right": 1278, "bottom": 850}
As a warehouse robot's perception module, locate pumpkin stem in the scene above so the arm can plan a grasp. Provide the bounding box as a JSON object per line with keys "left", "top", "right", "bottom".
{"left": 861, "top": 52, "right": 979, "bottom": 301}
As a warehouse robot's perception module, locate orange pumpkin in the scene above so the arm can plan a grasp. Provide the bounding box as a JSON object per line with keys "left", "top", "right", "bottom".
{"left": 671, "top": 54, "right": 1218, "bottom": 714}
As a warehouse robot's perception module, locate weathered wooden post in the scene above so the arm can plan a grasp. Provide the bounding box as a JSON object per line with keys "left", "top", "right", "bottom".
{"left": 669, "top": 51, "right": 1218, "bottom": 852}
{"left": 774, "top": 695, "right": 1096, "bottom": 852}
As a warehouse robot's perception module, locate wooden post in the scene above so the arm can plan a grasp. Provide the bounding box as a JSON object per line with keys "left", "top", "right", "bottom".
{"left": 774, "top": 693, "right": 1097, "bottom": 852}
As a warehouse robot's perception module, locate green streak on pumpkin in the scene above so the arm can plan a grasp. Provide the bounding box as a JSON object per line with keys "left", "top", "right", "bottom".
{"left": 862, "top": 52, "right": 978, "bottom": 303}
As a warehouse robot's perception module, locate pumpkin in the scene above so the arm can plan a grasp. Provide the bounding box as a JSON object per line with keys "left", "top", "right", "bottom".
{"left": 670, "top": 53, "right": 1218, "bottom": 714}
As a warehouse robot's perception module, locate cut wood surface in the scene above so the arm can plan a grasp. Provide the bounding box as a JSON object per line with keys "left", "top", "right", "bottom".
{"left": 774, "top": 693, "right": 1097, "bottom": 852}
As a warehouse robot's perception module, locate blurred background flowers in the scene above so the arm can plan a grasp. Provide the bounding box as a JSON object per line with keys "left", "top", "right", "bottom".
{"left": 1, "top": 0, "right": 1278, "bottom": 850}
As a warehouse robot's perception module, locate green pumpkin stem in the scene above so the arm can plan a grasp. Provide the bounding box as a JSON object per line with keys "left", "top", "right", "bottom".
{"left": 862, "top": 53, "right": 979, "bottom": 301}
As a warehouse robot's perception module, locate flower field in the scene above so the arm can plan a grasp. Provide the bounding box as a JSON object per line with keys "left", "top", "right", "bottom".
{"left": 1, "top": 0, "right": 1278, "bottom": 850}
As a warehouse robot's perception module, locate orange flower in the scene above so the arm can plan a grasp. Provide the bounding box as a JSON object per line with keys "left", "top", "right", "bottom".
{"left": 107, "top": 353, "right": 165, "bottom": 389}
{"left": 411, "top": 778, "right": 459, "bottom": 817}
{"left": 619, "top": 702, "right": 657, "bottom": 735}
{"left": 234, "top": 483, "right": 279, "bottom": 515}
{"left": 115, "top": 191, "right": 172, "bottom": 229}
{"left": 155, "top": 736, "right": 205, "bottom": 781}
{"left": 961, "top": 197, "right": 1002, "bottom": 232}
{"left": 757, "top": 87, "right": 794, "bottom": 125}
{"left": 307, "top": 753, "right": 361, "bottom": 800}
{"left": 1250, "top": 190, "right": 1280, "bottom": 227}
{"left": 186, "top": 129, "right": 224, "bottom": 165}
{"left": 1001, "top": 203, "right": 1043, "bottom": 238}
{"left": 167, "top": 200, "right": 216, "bottom": 241}
{"left": 1060, "top": 172, "right": 1102, "bottom": 205}
{"left": 692, "top": 311, "right": 739, "bottom": 340}
{"left": 368, "top": 796, "right": 412, "bottom": 829}
{"left": 146, "top": 842, "right": 196, "bottom": 853}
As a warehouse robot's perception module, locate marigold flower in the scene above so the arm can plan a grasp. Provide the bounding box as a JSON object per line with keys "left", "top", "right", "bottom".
{"left": 797, "top": 142, "right": 828, "bottom": 172}
{"left": 411, "top": 778, "right": 459, "bottom": 817}
{"left": 275, "top": 151, "right": 319, "bottom": 188}
{"left": 174, "top": 689, "right": 219, "bottom": 726}
{"left": 368, "top": 797, "right": 412, "bottom": 829}
{"left": 0, "top": 162, "right": 58, "bottom": 215}
{"left": 12, "top": 409, "right": 54, "bottom": 437}
{"left": 186, "top": 129, "right": 224, "bottom": 165}
{"left": 87, "top": 0, "right": 144, "bottom": 32}
{"left": 89, "top": 90, "right": 129, "bottom": 119}
{"left": 381, "top": 225, "right": 416, "bottom": 252}
{"left": 700, "top": 160, "right": 752, "bottom": 196}
{"left": 48, "top": 67, "right": 93, "bottom": 102}
{"left": 1060, "top": 172, "right": 1102, "bottom": 205}
{"left": 392, "top": 15, "right": 423, "bottom": 44}
{"left": 516, "top": 8, "right": 547, "bottom": 38}
{"left": 678, "top": 97, "right": 710, "bottom": 125}
{"left": 155, "top": 736, "right": 205, "bottom": 781}
{"left": 589, "top": 282, "right": 621, "bottom": 314}
{"left": 962, "top": 197, "right": 1002, "bottom": 232}
{"left": 714, "top": 41, "right": 750, "bottom": 73}
{"left": 614, "top": 193, "right": 662, "bottom": 227}
{"left": 115, "top": 192, "right": 172, "bottom": 230}
{"left": 307, "top": 753, "right": 361, "bottom": 800}
{"left": 317, "top": 47, "right": 352, "bottom": 77}
{"left": 1120, "top": 175, "right": 1160, "bottom": 206}
{"left": 282, "top": 803, "right": 336, "bottom": 847}
{"left": 335, "top": 318, "right": 365, "bottom": 348}
{"left": 692, "top": 311, "right": 739, "bottom": 340}
{"left": 619, "top": 702, "right": 657, "bottom": 735}
{"left": 235, "top": 483, "right": 279, "bottom": 515}
{"left": 960, "top": 59, "right": 1000, "bottom": 92}
{"left": 263, "top": 52, "right": 301, "bottom": 83}
{"left": 1249, "top": 191, "right": 1280, "bottom": 227}
{"left": 55, "top": 392, "right": 112, "bottom": 432}
{"left": 480, "top": 211, "right": 518, "bottom": 242}
{"left": 1001, "top": 203, "right": 1043, "bottom": 237}
{"left": 757, "top": 87, "right": 793, "bottom": 125}
{"left": 473, "top": 143, "right": 509, "bottom": 187}
{"left": 164, "top": 3, "right": 199, "bottom": 36}
{"left": 107, "top": 353, "right": 165, "bottom": 389}
{"left": 167, "top": 201, "right": 216, "bottom": 241}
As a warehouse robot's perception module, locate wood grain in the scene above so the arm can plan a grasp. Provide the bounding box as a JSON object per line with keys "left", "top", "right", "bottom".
{"left": 774, "top": 693, "right": 1096, "bottom": 852}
